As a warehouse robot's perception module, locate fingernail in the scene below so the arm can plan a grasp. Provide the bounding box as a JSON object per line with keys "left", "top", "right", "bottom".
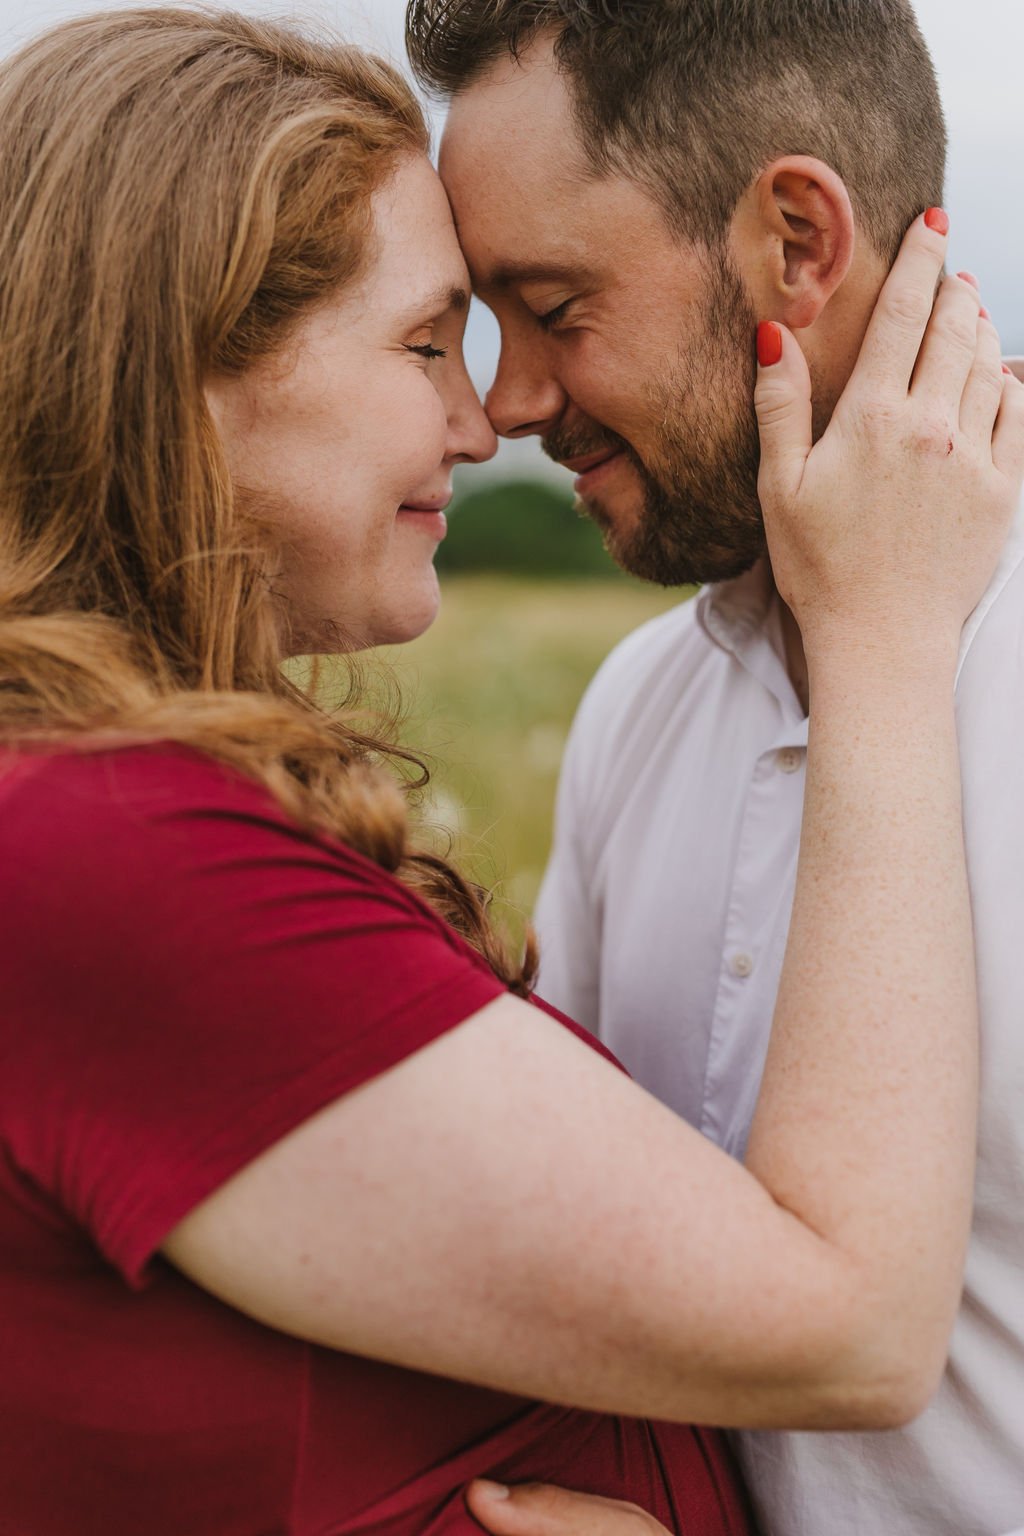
{"left": 1004, "top": 365, "right": 1013, "bottom": 376}
{"left": 957, "top": 270, "right": 979, "bottom": 289}
{"left": 924, "top": 206, "right": 949, "bottom": 235}
{"left": 980, "top": 307, "right": 991, "bottom": 321}
{"left": 475, "top": 1481, "right": 511, "bottom": 1501}
{"left": 757, "top": 321, "right": 783, "bottom": 368}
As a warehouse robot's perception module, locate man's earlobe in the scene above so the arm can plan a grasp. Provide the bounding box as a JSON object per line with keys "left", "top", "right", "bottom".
{"left": 735, "top": 155, "right": 856, "bottom": 331}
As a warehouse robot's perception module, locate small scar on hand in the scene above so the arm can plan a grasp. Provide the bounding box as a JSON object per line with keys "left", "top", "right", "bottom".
{"left": 946, "top": 438, "right": 955, "bottom": 457}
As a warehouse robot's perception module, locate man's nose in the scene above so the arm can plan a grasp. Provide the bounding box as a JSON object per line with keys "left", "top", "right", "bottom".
{"left": 485, "top": 345, "right": 566, "bottom": 440}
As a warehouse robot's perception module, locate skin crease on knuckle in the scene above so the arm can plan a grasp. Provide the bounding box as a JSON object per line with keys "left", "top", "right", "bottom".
{"left": 932, "top": 308, "right": 983, "bottom": 358}
{"left": 885, "top": 284, "right": 934, "bottom": 333}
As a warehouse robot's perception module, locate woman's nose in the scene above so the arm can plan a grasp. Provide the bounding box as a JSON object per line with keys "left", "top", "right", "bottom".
{"left": 448, "top": 373, "right": 499, "bottom": 465}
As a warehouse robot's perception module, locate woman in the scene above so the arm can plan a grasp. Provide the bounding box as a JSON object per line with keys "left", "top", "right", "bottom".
{"left": 0, "top": 9, "right": 1020, "bottom": 1535}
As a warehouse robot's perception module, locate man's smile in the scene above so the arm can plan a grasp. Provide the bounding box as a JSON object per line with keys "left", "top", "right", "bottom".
{"left": 559, "top": 447, "right": 627, "bottom": 494}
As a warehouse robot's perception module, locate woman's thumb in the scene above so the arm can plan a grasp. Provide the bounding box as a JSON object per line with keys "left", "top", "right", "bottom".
{"left": 465, "top": 1481, "right": 574, "bottom": 1535}
{"left": 464, "top": 1480, "right": 661, "bottom": 1535}
{"left": 754, "top": 321, "right": 813, "bottom": 502}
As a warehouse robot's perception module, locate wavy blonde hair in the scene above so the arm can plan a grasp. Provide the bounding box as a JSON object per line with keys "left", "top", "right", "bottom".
{"left": 0, "top": 6, "right": 536, "bottom": 993}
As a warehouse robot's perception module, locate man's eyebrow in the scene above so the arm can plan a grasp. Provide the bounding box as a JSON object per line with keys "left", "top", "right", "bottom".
{"left": 401, "top": 283, "right": 470, "bottom": 323}
{"left": 483, "top": 260, "right": 594, "bottom": 292}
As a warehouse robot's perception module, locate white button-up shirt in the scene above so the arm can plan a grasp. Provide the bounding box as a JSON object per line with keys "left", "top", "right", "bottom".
{"left": 535, "top": 497, "right": 1024, "bottom": 1536}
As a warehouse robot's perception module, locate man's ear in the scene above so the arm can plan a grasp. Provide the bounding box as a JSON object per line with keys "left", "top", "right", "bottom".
{"left": 730, "top": 156, "right": 856, "bottom": 331}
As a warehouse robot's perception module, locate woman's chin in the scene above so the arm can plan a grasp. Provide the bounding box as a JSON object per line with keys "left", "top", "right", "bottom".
{"left": 365, "top": 578, "right": 443, "bottom": 650}
{"left": 287, "top": 573, "right": 443, "bottom": 655}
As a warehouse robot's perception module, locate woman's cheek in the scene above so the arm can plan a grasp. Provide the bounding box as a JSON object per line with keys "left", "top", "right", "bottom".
{"left": 419, "top": 382, "right": 450, "bottom": 466}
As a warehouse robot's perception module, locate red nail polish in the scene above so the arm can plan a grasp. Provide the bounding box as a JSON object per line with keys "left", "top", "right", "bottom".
{"left": 980, "top": 307, "right": 991, "bottom": 321}
{"left": 1004, "top": 365, "right": 1013, "bottom": 376}
{"left": 925, "top": 206, "right": 950, "bottom": 235}
{"left": 757, "top": 322, "right": 783, "bottom": 368}
{"left": 958, "top": 270, "right": 979, "bottom": 288}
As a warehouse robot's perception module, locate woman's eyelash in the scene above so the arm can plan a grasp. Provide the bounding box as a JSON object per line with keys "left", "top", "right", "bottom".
{"left": 404, "top": 343, "right": 448, "bottom": 360}
{"left": 537, "top": 300, "right": 573, "bottom": 332}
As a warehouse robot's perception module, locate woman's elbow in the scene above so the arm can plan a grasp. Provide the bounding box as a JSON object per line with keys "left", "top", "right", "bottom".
{"left": 811, "top": 1320, "right": 949, "bottom": 1430}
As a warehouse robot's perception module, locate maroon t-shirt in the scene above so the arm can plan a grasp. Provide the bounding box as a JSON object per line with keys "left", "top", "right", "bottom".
{"left": 0, "top": 744, "right": 754, "bottom": 1535}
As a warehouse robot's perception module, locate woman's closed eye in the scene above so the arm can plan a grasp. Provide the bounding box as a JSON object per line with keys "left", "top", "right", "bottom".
{"left": 404, "top": 342, "right": 449, "bottom": 361}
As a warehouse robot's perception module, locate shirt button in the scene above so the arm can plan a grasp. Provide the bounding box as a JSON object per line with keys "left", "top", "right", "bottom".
{"left": 776, "top": 748, "right": 803, "bottom": 774}
{"left": 731, "top": 953, "right": 754, "bottom": 979}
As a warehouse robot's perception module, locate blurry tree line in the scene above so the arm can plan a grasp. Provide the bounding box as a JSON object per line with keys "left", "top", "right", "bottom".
{"left": 437, "top": 479, "right": 625, "bottom": 579}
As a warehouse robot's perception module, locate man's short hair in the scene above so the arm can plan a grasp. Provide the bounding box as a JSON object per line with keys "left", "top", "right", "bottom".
{"left": 406, "top": 0, "right": 946, "bottom": 264}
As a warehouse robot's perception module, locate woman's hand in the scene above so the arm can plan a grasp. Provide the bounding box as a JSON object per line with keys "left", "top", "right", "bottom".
{"left": 465, "top": 1481, "right": 670, "bottom": 1536}
{"left": 755, "top": 211, "right": 1024, "bottom": 663}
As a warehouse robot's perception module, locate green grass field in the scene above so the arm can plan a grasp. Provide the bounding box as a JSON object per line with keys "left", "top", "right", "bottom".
{"left": 382, "top": 575, "right": 689, "bottom": 929}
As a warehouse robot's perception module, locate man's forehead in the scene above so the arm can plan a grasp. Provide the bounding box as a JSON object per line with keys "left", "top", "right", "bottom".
{"left": 438, "top": 39, "right": 680, "bottom": 289}
{"left": 441, "top": 139, "right": 593, "bottom": 286}
{"left": 447, "top": 31, "right": 572, "bottom": 128}
{"left": 440, "top": 38, "right": 587, "bottom": 187}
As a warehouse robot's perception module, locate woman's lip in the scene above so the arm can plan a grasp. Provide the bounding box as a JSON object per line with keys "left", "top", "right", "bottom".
{"left": 573, "top": 450, "right": 625, "bottom": 494}
{"left": 397, "top": 506, "right": 448, "bottom": 540}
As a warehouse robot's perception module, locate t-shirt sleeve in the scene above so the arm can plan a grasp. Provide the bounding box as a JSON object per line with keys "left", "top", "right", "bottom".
{"left": 0, "top": 747, "right": 508, "bottom": 1286}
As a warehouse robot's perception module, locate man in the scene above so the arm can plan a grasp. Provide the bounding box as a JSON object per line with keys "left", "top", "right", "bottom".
{"left": 405, "top": 2, "right": 1024, "bottom": 1534}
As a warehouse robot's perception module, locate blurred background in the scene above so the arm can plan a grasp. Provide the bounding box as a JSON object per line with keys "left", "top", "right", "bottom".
{"left": 2, "top": 0, "right": 1020, "bottom": 921}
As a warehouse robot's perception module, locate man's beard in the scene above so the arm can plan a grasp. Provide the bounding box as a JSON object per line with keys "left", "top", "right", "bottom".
{"left": 543, "top": 250, "right": 766, "bottom": 587}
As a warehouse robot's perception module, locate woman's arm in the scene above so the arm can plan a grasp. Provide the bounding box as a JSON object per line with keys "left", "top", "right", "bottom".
{"left": 163, "top": 214, "right": 1024, "bottom": 1431}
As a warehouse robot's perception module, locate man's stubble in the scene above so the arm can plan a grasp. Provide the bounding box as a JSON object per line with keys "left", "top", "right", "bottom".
{"left": 545, "top": 249, "right": 771, "bottom": 588}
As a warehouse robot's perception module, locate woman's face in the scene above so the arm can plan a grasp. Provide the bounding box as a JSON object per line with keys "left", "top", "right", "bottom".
{"left": 207, "top": 154, "right": 496, "bottom": 653}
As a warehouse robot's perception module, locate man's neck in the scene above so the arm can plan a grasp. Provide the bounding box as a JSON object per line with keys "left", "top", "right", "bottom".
{"left": 778, "top": 598, "right": 810, "bottom": 716}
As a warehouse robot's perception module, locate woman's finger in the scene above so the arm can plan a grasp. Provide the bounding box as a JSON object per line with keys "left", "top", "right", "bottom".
{"left": 465, "top": 1481, "right": 668, "bottom": 1536}
{"left": 958, "top": 314, "right": 1006, "bottom": 448}
{"left": 910, "top": 272, "right": 983, "bottom": 417}
{"left": 754, "top": 321, "right": 812, "bottom": 508}
{"left": 992, "top": 369, "right": 1024, "bottom": 483}
{"left": 846, "top": 209, "right": 950, "bottom": 405}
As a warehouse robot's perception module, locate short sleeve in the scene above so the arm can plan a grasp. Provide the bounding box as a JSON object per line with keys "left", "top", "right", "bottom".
{"left": 0, "top": 746, "right": 507, "bottom": 1285}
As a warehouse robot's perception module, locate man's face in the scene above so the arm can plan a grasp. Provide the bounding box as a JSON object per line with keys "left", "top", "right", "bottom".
{"left": 441, "top": 39, "right": 766, "bottom": 586}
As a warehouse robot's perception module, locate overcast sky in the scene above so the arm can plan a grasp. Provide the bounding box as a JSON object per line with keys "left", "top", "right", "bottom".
{"left": 1, "top": 0, "right": 1020, "bottom": 483}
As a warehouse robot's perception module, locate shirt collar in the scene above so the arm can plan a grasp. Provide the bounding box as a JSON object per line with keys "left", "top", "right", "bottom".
{"left": 696, "top": 557, "right": 774, "bottom": 658}
{"left": 956, "top": 490, "right": 1024, "bottom": 685}
{"left": 697, "top": 557, "right": 806, "bottom": 726}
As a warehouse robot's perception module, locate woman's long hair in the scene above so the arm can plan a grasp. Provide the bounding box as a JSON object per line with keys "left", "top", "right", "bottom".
{"left": 0, "top": 6, "right": 536, "bottom": 993}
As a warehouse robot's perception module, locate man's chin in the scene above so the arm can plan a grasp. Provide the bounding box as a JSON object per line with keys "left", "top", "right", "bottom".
{"left": 581, "top": 490, "right": 766, "bottom": 588}
{"left": 575, "top": 483, "right": 643, "bottom": 542}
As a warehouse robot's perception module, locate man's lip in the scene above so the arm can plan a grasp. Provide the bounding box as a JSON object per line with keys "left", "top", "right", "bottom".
{"left": 559, "top": 448, "right": 622, "bottom": 476}
{"left": 399, "top": 500, "right": 450, "bottom": 514}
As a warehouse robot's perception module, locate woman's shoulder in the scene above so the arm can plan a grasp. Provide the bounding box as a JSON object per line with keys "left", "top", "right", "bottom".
{"left": 1, "top": 739, "right": 293, "bottom": 828}
{"left": 0, "top": 739, "right": 398, "bottom": 891}
{"left": 0, "top": 740, "right": 511, "bottom": 1286}
{"left": 0, "top": 739, "right": 474, "bottom": 991}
